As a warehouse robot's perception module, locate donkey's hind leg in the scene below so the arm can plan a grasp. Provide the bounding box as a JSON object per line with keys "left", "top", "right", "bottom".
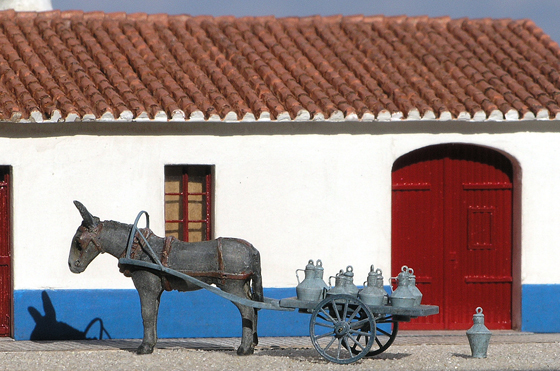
{"left": 225, "top": 281, "right": 257, "bottom": 355}
{"left": 253, "top": 308, "right": 259, "bottom": 346}
{"left": 132, "top": 270, "right": 164, "bottom": 355}
{"left": 233, "top": 302, "right": 257, "bottom": 355}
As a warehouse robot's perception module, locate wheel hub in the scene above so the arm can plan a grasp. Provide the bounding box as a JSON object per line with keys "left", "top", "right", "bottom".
{"left": 334, "top": 321, "right": 350, "bottom": 337}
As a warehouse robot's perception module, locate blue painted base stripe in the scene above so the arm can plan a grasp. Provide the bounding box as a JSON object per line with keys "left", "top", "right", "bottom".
{"left": 521, "top": 284, "right": 560, "bottom": 333}
{"left": 13, "top": 284, "right": 560, "bottom": 340}
{"left": 14, "top": 288, "right": 309, "bottom": 341}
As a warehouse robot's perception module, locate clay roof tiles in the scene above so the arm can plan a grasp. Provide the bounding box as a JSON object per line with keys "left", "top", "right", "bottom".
{"left": 0, "top": 10, "right": 559, "bottom": 122}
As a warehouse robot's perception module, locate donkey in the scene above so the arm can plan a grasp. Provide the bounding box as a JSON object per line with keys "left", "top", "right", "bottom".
{"left": 68, "top": 201, "right": 263, "bottom": 355}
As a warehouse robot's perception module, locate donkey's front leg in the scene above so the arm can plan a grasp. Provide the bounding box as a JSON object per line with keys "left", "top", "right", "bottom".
{"left": 132, "top": 271, "right": 163, "bottom": 355}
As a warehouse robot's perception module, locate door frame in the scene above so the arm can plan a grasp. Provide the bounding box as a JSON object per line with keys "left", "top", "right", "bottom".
{"left": 391, "top": 143, "right": 522, "bottom": 330}
{"left": 0, "top": 167, "right": 12, "bottom": 337}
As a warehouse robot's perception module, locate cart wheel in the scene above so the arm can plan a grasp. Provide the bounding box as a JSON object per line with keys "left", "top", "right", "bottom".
{"left": 349, "top": 314, "right": 399, "bottom": 356}
{"left": 309, "top": 294, "right": 376, "bottom": 364}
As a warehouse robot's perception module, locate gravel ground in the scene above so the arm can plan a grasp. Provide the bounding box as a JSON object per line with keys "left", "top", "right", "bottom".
{"left": 0, "top": 342, "right": 559, "bottom": 371}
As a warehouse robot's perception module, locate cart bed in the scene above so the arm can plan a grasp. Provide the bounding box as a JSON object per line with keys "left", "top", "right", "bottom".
{"left": 279, "top": 296, "right": 439, "bottom": 316}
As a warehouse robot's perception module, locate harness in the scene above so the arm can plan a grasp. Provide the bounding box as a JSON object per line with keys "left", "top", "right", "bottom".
{"left": 77, "top": 224, "right": 104, "bottom": 254}
{"left": 118, "top": 227, "right": 155, "bottom": 276}
{"left": 120, "top": 228, "right": 154, "bottom": 260}
{"left": 79, "top": 223, "right": 253, "bottom": 291}
{"left": 172, "top": 237, "right": 254, "bottom": 283}
{"left": 120, "top": 235, "right": 253, "bottom": 289}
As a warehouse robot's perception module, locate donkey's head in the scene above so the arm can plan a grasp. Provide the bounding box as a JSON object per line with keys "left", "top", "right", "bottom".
{"left": 69, "top": 201, "right": 104, "bottom": 273}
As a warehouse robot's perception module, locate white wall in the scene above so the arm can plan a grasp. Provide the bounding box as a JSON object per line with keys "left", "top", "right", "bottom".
{"left": 0, "top": 0, "right": 52, "bottom": 11}
{"left": 4, "top": 122, "right": 560, "bottom": 290}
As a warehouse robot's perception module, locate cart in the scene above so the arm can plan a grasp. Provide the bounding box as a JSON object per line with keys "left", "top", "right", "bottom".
{"left": 119, "top": 211, "right": 439, "bottom": 364}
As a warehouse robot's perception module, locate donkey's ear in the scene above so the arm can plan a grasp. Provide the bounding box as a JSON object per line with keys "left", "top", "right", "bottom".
{"left": 73, "top": 201, "right": 98, "bottom": 229}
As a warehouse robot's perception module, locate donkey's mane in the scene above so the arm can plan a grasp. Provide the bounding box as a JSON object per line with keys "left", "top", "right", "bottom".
{"left": 102, "top": 220, "right": 132, "bottom": 230}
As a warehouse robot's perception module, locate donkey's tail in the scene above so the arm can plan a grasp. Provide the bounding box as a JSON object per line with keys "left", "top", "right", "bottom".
{"left": 251, "top": 251, "right": 264, "bottom": 303}
{"left": 252, "top": 271, "right": 264, "bottom": 303}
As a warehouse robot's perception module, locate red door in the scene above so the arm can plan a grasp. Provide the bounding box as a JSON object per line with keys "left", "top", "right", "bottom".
{"left": 392, "top": 144, "right": 512, "bottom": 330}
{"left": 0, "top": 169, "right": 10, "bottom": 336}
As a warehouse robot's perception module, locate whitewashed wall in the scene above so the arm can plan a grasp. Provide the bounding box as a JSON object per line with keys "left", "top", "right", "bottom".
{"left": 0, "top": 0, "right": 52, "bottom": 11}
{"left": 3, "top": 121, "right": 560, "bottom": 291}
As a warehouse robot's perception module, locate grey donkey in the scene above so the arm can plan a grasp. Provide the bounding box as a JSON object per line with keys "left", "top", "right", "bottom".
{"left": 68, "top": 201, "right": 263, "bottom": 355}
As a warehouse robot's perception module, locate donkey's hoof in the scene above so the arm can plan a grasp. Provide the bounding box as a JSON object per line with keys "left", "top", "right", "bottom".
{"left": 236, "top": 345, "right": 254, "bottom": 356}
{"left": 136, "top": 343, "right": 154, "bottom": 355}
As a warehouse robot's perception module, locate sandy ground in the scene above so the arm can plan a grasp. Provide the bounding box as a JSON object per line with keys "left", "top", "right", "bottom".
{"left": 0, "top": 342, "right": 558, "bottom": 371}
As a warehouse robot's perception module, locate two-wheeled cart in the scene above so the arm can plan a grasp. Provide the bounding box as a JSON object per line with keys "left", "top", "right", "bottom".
{"left": 279, "top": 295, "right": 438, "bottom": 364}
{"left": 119, "top": 211, "right": 439, "bottom": 364}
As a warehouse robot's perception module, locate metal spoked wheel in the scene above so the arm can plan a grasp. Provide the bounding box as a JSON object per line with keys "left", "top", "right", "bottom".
{"left": 309, "top": 294, "right": 376, "bottom": 364}
{"left": 349, "top": 314, "right": 399, "bottom": 357}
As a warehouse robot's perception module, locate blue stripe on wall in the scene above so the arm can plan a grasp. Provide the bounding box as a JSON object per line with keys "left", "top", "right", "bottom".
{"left": 13, "top": 284, "right": 560, "bottom": 340}
{"left": 521, "top": 284, "right": 560, "bottom": 332}
{"left": 14, "top": 288, "right": 310, "bottom": 341}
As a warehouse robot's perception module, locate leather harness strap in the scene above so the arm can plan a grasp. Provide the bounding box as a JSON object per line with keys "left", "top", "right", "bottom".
{"left": 217, "top": 237, "right": 225, "bottom": 274}
{"left": 118, "top": 228, "right": 154, "bottom": 277}
{"left": 161, "top": 236, "right": 174, "bottom": 267}
{"left": 78, "top": 223, "right": 104, "bottom": 254}
{"left": 160, "top": 236, "right": 175, "bottom": 291}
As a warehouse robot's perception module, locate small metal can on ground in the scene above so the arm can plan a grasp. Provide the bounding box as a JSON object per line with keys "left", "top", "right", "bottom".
{"left": 466, "top": 307, "right": 492, "bottom": 358}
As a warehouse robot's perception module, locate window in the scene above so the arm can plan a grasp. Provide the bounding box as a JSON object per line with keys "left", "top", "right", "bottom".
{"left": 164, "top": 165, "right": 213, "bottom": 242}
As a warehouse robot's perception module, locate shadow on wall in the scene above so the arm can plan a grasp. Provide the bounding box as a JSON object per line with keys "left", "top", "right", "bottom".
{"left": 27, "top": 291, "right": 112, "bottom": 340}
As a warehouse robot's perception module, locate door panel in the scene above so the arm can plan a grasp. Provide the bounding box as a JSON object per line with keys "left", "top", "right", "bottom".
{"left": 392, "top": 148, "right": 445, "bottom": 329}
{"left": 392, "top": 144, "right": 512, "bottom": 330}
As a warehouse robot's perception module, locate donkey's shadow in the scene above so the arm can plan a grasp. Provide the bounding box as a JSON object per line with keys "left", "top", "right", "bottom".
{"left": 28, "top": 291, "right": 111, "bottom": 341}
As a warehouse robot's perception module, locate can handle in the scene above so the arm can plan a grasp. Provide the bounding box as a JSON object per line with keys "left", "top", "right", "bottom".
{"left": 295, "top": 269, "right": 304, "bottom": 284}
{"left": 389, "top": 277, "right": 398, "bottom": 292}
{"left": 328, "top": 275, "right": 336, "bottom": 288}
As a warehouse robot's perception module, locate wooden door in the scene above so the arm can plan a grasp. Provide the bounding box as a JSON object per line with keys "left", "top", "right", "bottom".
{"left": 392, "top": 144, "right": 513, "bottom": 330}
{"left": 0, "top": 169, "right": 10, "bottom": 336}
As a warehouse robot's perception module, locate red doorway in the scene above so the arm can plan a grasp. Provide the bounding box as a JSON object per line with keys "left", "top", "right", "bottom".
{"left": 392, "top": 144, "right": 513, "bottom": 330}
{"left": 0, "top": 168, "right": 10, "bottom": 336}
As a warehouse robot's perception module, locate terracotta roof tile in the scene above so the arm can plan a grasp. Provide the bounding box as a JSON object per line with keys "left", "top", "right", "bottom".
{"left": 1, "top": 11, "right": 560, "bottom": 122}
